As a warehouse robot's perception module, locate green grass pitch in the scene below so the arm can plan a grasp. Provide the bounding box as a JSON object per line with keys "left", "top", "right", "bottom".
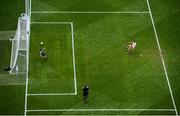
{"left": 0, "top": 0, "right": 180, "bottom": 115}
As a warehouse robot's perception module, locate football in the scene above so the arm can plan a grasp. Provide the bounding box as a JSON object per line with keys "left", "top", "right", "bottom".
{"left": 40, "top": 42, "right": 43, "bottom": 45}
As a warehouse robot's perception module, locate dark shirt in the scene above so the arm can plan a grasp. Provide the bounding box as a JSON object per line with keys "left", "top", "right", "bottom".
{"left": 82, "top": 86, "right": 89, "bottom": 95}
{"left": 40, "top": 49, "right": 47, "bottom": 57}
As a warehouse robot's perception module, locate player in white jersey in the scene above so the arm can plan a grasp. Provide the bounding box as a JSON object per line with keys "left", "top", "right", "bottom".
{"left": 127, "top": 41, "right": 136, "bottom": 53}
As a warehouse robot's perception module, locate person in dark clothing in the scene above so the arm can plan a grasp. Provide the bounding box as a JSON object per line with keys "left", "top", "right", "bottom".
{"left": 4, "top": 66, "right": 11, "bottom": 72}
{"left": 39, "top": 48, "right": 48, "bottom": 59}
{"left": 82, "top": 85, "right": 89, "bottom": 101}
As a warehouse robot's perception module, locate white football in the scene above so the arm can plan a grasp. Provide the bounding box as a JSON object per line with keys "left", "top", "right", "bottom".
{"left": 40, "top": 42, "right": 43, "bottom": 45}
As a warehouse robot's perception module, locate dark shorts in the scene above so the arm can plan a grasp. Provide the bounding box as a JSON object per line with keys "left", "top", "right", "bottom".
{"left": 83, "top": 93, "right": 88, "bottom": 96}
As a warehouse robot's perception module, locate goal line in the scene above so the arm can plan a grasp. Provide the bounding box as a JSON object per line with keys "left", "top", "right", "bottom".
{"left": 32, "top": 11, "right": 150, "bottom": 14}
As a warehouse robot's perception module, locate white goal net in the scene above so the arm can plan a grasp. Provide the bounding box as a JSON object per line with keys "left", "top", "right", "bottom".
{"left": 10, "top": 14, "right": 30, "bottom": 74}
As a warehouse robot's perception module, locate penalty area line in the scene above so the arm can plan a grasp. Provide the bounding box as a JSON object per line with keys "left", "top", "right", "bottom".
{"left": 70, "top": 22, "right": 77, "bottom": 95}
{"left": 27, "top": 93, "right": 76, "bottom": 96}
{"left": 27, "top": 109, "right": 175, "bottom": 112}
{"left": 31, "top": 22, "right": 72, "bottom": 24}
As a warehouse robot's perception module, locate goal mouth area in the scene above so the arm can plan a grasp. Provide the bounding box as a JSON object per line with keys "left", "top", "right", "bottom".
{"left": 10, "top": 14, "right": 30, "bottom": 74}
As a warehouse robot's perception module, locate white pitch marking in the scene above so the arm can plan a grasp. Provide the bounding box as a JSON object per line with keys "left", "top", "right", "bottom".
{"left": 27, "top": 93, "right": 76, "bottom": 96}
{"left": 30, "top": 0, "right": 32, "bottom": 20}
{"left": 32, "top": 11, "right": 150, "bottom": 14}
{"left": 24, "top": 31, "right": 30, "bottom": 116}
{"left": 146, "top": 0, "right": 178, "bottom": 116}
{"left": 27, "top": 108, "right": 175, "bottom": 112}
{"left": 24, "top": 8, "right": 31, "bottom": 116}
{"left": 31, "top": 22, "right": 72, "bottom": 24}
{"left": 11, "top": 72, "right": 27, "bottom": 74}
{"left": 70, "top": 22, "right": 77, "bottom": 95}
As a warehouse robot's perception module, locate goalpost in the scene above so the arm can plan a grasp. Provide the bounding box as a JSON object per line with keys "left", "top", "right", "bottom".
{"left": 9, "top": 0, "right": 31, "bottom": 74}
{"left": 25, "top": 0, "right": 31, "bottom": 17}
{"left": 9, "top": 17, "right": 30, "bottom": 73}
{"left": 10, "top": 14, "right": 30, "bottom": 74}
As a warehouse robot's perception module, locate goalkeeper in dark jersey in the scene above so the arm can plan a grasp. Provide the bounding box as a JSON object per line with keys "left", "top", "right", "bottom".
{"left": 39, "top": 48, "right": 48, "bottom": 59}
{"left": 82, "top": 85, "right": 89, "bottom": 101}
